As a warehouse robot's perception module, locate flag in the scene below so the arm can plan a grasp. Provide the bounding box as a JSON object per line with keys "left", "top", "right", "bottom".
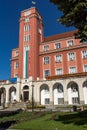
{"left": 32, "top": 1, "right": 36, "bottom": 5}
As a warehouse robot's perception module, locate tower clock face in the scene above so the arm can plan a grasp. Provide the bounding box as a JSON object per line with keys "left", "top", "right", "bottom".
{"left": 24, "top": 11, "right": 31, "bottom": 16}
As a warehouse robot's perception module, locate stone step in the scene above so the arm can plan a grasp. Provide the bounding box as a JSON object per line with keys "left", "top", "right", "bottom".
{"left": 9, "top": 102, "right": 26, "bottom": 109}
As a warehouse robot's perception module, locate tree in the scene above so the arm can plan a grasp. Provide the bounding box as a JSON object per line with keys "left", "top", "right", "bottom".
{"left": 50, "top": 0, "right": 87, "bottom": 42}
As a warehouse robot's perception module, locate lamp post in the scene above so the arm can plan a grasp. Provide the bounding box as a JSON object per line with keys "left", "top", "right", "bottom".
{"left": 31, "top": 83, "right": 34, "bottom": 112}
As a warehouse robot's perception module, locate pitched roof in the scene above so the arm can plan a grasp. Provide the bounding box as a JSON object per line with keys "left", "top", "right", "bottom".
{"left": 43, "top": 30, "right": 77, "bottom": 43}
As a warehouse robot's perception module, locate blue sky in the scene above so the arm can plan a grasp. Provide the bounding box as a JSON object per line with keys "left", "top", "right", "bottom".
{"left": 0, "top": 0, "right": 75, "bottom": 80}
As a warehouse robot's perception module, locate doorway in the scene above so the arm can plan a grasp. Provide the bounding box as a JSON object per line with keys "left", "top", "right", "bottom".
{"left": 23, "top": 91, "right": 29, "bottom": 102}
{"left": 23, "top": 85, "right": 29, "bottom": 102}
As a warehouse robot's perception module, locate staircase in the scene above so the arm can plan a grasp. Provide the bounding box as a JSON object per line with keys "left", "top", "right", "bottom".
{"left": 9, "top": 102, "right": 27, "bottom": 110}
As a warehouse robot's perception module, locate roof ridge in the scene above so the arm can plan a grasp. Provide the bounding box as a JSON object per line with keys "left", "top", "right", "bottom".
{"left": 43, "top": 30, "right": 77, "bottom": 43}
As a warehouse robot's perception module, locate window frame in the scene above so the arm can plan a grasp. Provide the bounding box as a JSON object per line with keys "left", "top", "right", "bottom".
{"left": 56, "top": 68, "right": 62, "bottom": 75}
{"left": 44, "top": 57, "right": 50, "bottom": 64}
{"left": 69, "top": 66, "right": 76, "bottom": 74}
{"left": 82, "top": 50, "right": 87, "bottom": 59}
{"left": 25, "top": 17, "right": 29, "bottom": 23}
{"left": 55, "top": 43, "right": 61, "bottom": 49}
{"left": 43, "top": 45, "right": 49, "bottom": 51}
{"left": 68, "top": 52, "right": 75, "bottom": 61}
{"left": 67, "top": 40, "right": 74, "bottom": 47}
{"left": 55, "top": 54, "right": 62, "bottom": 63}
{"left": 14, "top": 62, "right": 18, "bottom": 69}
{"left": 44, "top": 70, "right": 50, "bottom": 77}
{"left": 45, "top": 98, "right": 50, "bottom": 104}
{"left": 83, "top": 64, "right": 87, "bottom": 72}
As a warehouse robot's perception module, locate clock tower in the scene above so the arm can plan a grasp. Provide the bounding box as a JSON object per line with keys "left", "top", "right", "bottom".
{"left": 12, "top": 7, "right": 44, "bottom": 79}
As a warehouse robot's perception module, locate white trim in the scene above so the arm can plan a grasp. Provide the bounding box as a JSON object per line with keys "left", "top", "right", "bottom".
{"left": 83, "top": 64, "right": 87, "bottom": 72}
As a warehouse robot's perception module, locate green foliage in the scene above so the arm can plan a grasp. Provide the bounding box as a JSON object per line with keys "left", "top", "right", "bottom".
{"left": 27, "top": 105, "right": 45, "bottom": 109}
{"left": 11, "top": 110, "right": 87, "bottom": 130}
{"left": 50, "top": 0, "right": 87, "bottom": 42}
{"left": 1, "top": 110, "right": 87, "bottom": 129}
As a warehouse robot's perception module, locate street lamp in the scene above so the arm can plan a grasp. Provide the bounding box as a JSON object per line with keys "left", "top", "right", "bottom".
{"left": 31, "top": 83, "right": 34, "bottom": 112}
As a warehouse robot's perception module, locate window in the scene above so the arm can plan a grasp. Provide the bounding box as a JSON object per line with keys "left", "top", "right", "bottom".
{"left": 56, "top": 68, "right": 62, "bottom": 75}
{"left": 24, "top": 35, "right": 30, "bottom": 42}
{"left": 44, "top": 57, "right": 49, "bottom": 64}
{"left": 71, "top": 86, "right": 78, "bottom": 92}
{"left": 72, "top": 97, "right": 79, "bottom": 104}
{"left": 58, "top": 98, "right": 64, "bottom": 104}
{"left": 25, "top": 18, "right": 29, "bottom": 22}
{"left": 55, "top": 43, "right": 61, "bottom": 49}
{"left": 24, "top": 25, "right": 30, "bottom": 31}
{"left": 44, "top": 45, "right": 49, "bottom": 51}
{"left": 45, "top": 98, "right": 50, "bottom": 104}
{"left": 57, "top": 84, "right": 63, "bottom": 93}
{"left": 15, "top": 51, "right": 19, "bottom": 56}
{"left": 44, "top": 87, "right": 49, "bottom": 93}
{"left": 44, "top": 70, "right": 50, "bottom": 77}
{"left": 84, "top": 65, "right": 87, "bottom": 72}
{"left": 68, "top": 52, "right": 75, "bottom": 61}
{"left": 69, "top": 67, "right": 76, "bottom": 73}
{"left": 15, "top": 62, "right": 18, "bottom": 69}
{"left": 55, "top": 55, "right": 62, "bottom": 62}
{"left": 82, "top": 50, "right": 87, "bottom": 59}
{"left": 67, "top": 40, "right": 74, "bottom": 46}
{"left": 14, "top": 74, "right": 18, "bottom": 78}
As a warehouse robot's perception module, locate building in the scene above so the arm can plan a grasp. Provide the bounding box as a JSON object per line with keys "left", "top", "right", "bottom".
{"left": 0, "top": 7, "right": 87, "bottom": 108}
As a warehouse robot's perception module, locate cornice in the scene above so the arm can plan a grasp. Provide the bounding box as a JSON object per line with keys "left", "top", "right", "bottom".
{"left": 46, "top": 72, "right": 87, "bottom": 80}
{"left": 11, "top": 56, "right": 19, "bottom": 61}
{"left": 39, "top": 44, "right": 87, "bottom": 56}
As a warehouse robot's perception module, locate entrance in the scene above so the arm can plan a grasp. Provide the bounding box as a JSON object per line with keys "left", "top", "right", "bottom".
{"left": 23, "top": 85, "right": 29, "bottom": 102}
{"left": 23, "top": 91, "right": 29, "bottom": 102}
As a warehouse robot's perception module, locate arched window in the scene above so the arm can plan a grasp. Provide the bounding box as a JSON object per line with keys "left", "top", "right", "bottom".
{"left": 57, "top": 84, "right": 63, "bottom": 93}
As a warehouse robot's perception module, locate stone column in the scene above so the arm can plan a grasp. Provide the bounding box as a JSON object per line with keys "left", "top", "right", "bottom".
{"left": 49, "top": 84, "right": 54, "bottom": 105}
{"left": 35, "top": 82, "right": 41, "bottom": 105}
{"left": 78, "top": 80, "right": 84, "bottom": 105}
{"left": 16, "top": 78, "right": 21, "bottom": 102}
{"left": 63, "top": 80, "right": 68, "bottom": 105}
{"left": 5, "top": 88, "right": 9, "bottom": 107}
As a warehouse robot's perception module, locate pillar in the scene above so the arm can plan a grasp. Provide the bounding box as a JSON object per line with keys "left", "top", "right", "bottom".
{"left": 63, "top": 80, "right": 68, "bottom": 104}
{"left": 78, "top": 80, "right": 84, "bottom": 105}
{"left": 5, "top": 88, "right": 9, "bottom": 107}
{"left": 49, "top": 84, "right": 54, "bottom": 105}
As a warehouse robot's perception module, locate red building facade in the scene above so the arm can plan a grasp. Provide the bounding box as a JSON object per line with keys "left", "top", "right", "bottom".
{"left": 11, "top": 7, "right": 87, "bottom": 80}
